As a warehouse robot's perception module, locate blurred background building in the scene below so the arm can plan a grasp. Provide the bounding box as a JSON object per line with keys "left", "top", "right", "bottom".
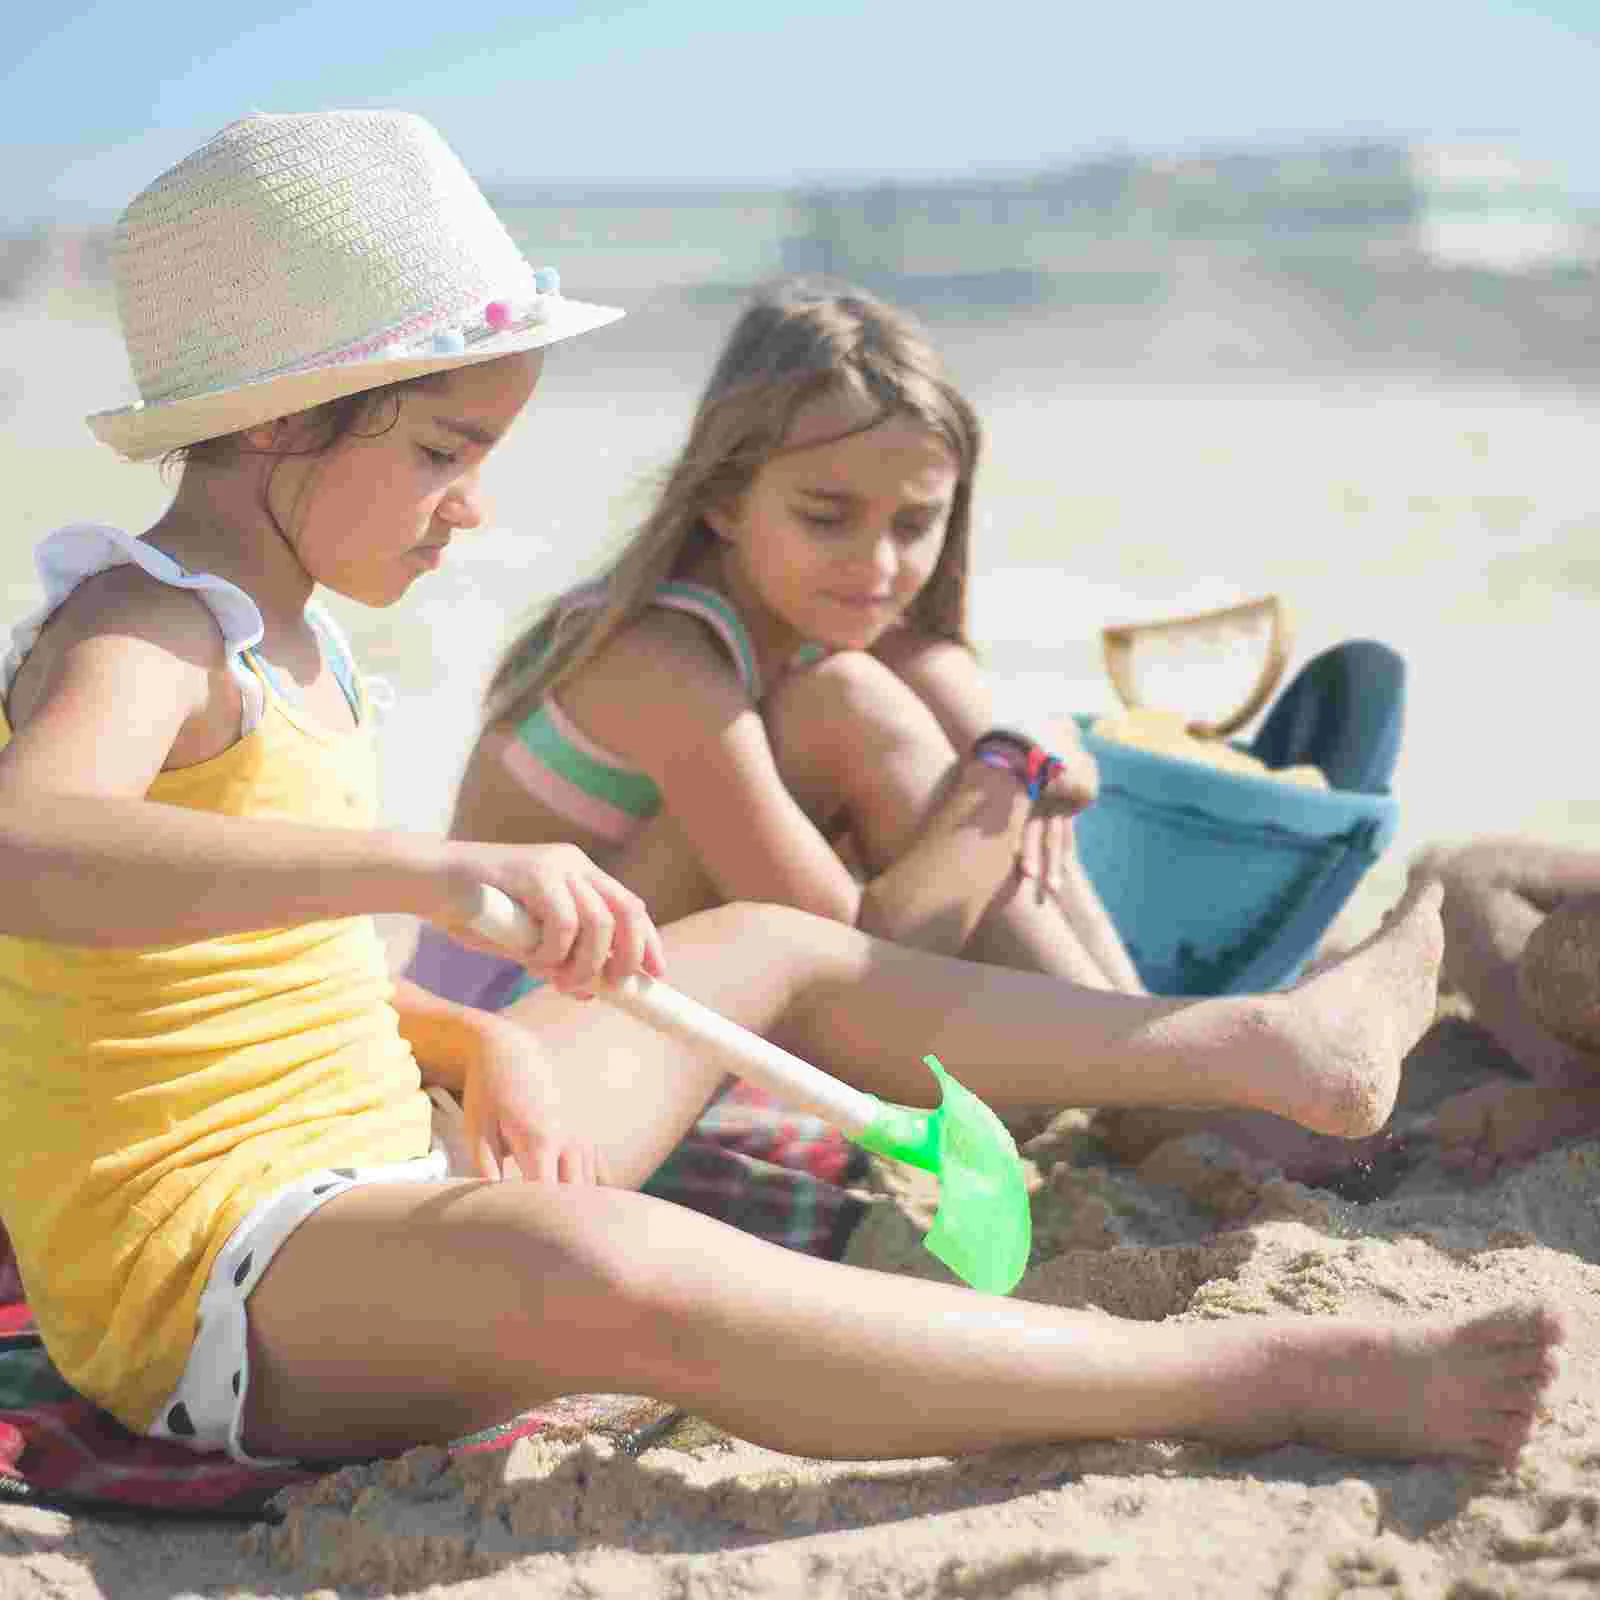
{"left": 12, "top": 137, "right": 1598, "bottom": 381}
{"left": 782, "top": 141, "right": 1589, "bottom": 280}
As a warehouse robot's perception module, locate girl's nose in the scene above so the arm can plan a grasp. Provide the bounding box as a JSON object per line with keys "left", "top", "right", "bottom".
{"left": 865, "top": 533, "right": 898, "bottom": 583}
{"left": 440, "top": 476, "right": 488, "bottom": 530}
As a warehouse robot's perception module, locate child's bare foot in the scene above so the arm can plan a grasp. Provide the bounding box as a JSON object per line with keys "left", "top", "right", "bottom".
{"left": 1094, "top": 1105, "right": 1407, "bottom": 1193}
{"left": 1251, "top": 877, "right": 1444, "bottom": 1138}
{"left": 1429, "top": 1078, "right": 1600, "bottom": 1183}
{"left": 1233, "top": 1304, "right": 1564, "bottom": 1463}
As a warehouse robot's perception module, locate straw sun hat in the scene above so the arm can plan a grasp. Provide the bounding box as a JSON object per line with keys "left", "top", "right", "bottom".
{"left": 87, "top": 110, "right": 624, "bottom": 461}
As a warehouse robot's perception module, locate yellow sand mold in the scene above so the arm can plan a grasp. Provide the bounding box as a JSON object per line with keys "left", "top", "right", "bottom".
{"left": 1091, "top": 708, "right": 1328, "bottom": 790}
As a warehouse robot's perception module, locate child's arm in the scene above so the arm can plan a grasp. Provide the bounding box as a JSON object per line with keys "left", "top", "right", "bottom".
{"left": 557, "top": 611, "right": 1036, "bottom": 952}
{"left": 0, "top": 575, "right": 659, "bottom": 987}
{"left": 388, "top": 976, "right": 492, "bottom": 1097}
{"left": 559, "top": 610, "right": 877, "bottom": 925}
{"left": 871, "top": 627, "right": 1101, "bottom": 886}
{"left": 389, "top": 976, "right": 594, "bottom": 1183}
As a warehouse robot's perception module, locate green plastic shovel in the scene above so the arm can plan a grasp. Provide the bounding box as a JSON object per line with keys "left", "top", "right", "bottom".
{"left": 470, "top": 885, "right": 1032, "bottom": 1294}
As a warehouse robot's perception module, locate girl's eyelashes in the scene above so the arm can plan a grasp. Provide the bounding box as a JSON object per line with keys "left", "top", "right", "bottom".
{"left": 796, "top": 509, "right": 846, "bottom": 531}
{"left": 793, "top": 507, "right": 945, "bottom": 542}
{"left": 419, "top": 444, "right": 458, "bottom": 467}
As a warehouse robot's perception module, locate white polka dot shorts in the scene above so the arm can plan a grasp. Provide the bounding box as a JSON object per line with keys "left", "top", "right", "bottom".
{"left": 147, "top": 1145, "right": 451, "bottom": 1464}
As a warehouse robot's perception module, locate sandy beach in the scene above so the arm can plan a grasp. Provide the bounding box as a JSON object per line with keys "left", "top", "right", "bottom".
{"left": 6, "top": 997, "right": 1600, "bottom": 1598}
{"left": 4, "top": 278, "right": 1600, "bottom": 1597}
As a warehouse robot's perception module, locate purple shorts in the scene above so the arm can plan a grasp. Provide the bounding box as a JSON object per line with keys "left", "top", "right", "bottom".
{"left": 406, "top": 923, "right": 542, "bottom": 1011}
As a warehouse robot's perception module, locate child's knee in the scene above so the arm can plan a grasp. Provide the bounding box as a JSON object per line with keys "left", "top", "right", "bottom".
{"left": 767, "top": 650, "right": 945, "bottom": 756}
{"left": 487, "top": 1196, "right": 704, "bottom": 1377}
{"left": 681, "top": 899, "right": 834, "bottom": 959}
{"left": 547, "top": 1210, "right": 739, "bottom": 1391}
{"left": 1411, "top": 841, "right": 1494, "bottom": 905}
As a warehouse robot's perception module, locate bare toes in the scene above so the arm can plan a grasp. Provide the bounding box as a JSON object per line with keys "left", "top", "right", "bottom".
{"left": 1375, "top": 873, "right": 1444, "bottom": 940}
{"left": 1462, "top": 1303, "right": 1567, "bottom": 1352}
{"left": 1475, "top": 1429, "right": 1534, "bottom": 1467}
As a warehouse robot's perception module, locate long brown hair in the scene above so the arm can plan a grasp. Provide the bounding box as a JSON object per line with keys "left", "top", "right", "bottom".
{"left": 485, "top": 280, "right": 982, "bottom": 727}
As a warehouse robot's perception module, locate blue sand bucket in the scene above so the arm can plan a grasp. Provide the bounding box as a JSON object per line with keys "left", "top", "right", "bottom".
{"left": 1071, "top": 714, "right": 1398, "bottom": 996}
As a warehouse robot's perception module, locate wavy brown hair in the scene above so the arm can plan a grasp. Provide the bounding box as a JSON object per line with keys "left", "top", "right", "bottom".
{"left": 485, "top": 280, "right": 982, "bottom": 728}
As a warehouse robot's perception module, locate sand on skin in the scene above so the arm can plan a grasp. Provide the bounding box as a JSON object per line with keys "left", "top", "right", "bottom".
{"left": 5, "top": 997, "right": 1600, "bottom": 1599}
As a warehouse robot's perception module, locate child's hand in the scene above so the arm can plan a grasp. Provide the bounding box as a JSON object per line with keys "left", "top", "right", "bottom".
{"left": 444, "top": 842, "right": 666, "bottom": 997}
{"left": 1019, "top": 721, "right": 1099, "bottom": 894}
{"left": 463, "top": 1017, "right": 600, "bottom": 1184}
{"left": 1037, "top": 716, "right": 1100, "bottom": 814}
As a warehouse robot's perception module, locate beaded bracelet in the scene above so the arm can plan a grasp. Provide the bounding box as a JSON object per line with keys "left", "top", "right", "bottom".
{"left": 971, "top": 728, "right": 1063, "bottom": 802}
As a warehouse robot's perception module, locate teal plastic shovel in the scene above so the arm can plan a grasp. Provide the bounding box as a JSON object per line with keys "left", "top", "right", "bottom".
{"left": 469, "top": 885, "right": 1031, "bottom": 1294}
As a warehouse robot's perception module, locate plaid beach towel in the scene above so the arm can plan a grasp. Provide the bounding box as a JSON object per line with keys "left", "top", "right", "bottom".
{"left": 0, "top": 1088, "right": 864, "bottom": 1521}
{"left": 643, "top": 1080, "right": 868, "bottom": 1259}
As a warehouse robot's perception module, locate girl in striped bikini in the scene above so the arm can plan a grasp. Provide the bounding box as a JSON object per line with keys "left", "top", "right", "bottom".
{"left": 418, "top": 282, "right": 1145, "bottom": 1021}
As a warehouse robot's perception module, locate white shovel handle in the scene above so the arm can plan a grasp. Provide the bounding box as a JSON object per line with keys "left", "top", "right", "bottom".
{"left": 468, "top": 884, "right": 880, "bottom": 1138}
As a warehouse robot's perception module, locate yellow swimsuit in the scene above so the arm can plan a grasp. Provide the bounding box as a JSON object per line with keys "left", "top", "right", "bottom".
{"left": 0, "top": 526, "right": 430, "bottom": 1431}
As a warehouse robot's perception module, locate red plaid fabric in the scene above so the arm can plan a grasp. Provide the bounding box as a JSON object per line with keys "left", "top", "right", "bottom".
{"left": 0, "top": 1224, "right": 301, "bottom": 1517}
{"left": 643, "top": 1080, "right": 868, "bottom": 1259}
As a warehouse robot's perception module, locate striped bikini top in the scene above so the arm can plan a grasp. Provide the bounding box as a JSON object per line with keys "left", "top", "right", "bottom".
{"left": 502, "top": 580, "right": 820, "bottom": 846}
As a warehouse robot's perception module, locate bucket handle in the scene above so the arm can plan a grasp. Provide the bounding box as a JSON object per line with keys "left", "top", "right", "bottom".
{"left": 1102, "top": 594, "right": 1291, "bottom": 739}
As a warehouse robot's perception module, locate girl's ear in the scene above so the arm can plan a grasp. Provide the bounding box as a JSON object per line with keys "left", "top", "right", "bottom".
{"left": 243, "top": 407, "right": 329, "bottom": 454}
{"left": 240, "top": 417, "right": 289, "bottom": 452}
{"left": 703, "top": 498, "right": 741, "bottom": 543}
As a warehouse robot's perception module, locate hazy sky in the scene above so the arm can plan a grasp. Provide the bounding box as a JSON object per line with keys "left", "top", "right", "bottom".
{"left": 7, "top": 1, "right": 1599, "bottom": 224}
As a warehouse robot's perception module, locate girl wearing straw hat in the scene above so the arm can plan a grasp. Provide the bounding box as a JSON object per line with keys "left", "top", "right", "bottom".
{"left": 0, "top": 111, "right": 1559, "bottom": 1469}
